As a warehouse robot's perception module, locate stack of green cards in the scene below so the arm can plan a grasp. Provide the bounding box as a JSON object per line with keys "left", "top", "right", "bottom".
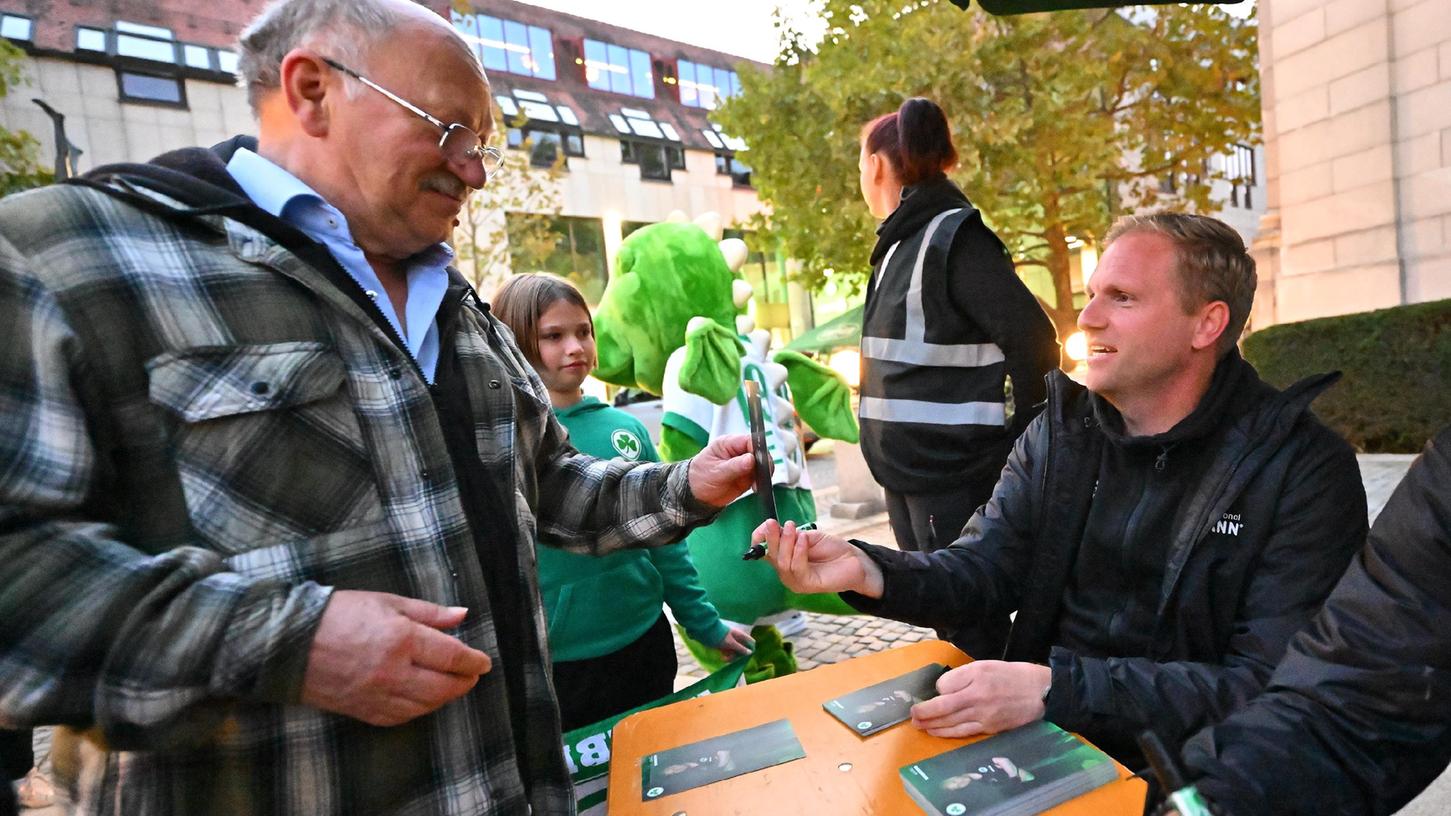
{"left": 640, "top": 719, "right": 805, "bottom": 801}
{"left": 900, "top": 721, "right": 1118, "bottom": 816}
{"left": 823, "top": 663, "right": 948, "bottom": 737}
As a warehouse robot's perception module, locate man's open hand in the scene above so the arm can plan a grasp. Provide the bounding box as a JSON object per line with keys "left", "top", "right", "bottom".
{"left": 756, "top": 518, "right": 884, "bottom": 598}
{"left": 300, "top": 590, "right": 492, "bottom": 726}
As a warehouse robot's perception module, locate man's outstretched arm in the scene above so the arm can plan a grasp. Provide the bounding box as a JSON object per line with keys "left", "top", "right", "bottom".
{"left": 757, "top": 416, "right": 1047, "bottom": 637}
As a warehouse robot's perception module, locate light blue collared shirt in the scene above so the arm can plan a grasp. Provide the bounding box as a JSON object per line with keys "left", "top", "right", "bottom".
{"left": 226, "top": 148, "right": 451, "bottom": 383}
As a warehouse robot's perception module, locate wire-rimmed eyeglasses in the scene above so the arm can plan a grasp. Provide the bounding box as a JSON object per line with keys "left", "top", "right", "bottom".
{"left": 320, "top": 56, "right": 504, "bottom": 177}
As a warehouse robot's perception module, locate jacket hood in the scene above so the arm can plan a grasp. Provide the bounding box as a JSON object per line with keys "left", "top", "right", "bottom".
{"left": 555, "top": 395, "right": 607, "bottom": 419}
{"left": 78, "top": 135, "right": 257, "bottom": 214}
{"left": 870, "top": 176, "right": 972, "bottom": 266}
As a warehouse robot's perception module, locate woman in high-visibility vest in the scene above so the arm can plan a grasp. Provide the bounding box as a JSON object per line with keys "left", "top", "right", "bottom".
{"left": 856, "top": 97, "right": 1060, "bottom": 557}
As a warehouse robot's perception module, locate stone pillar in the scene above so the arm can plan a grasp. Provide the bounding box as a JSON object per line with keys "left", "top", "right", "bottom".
{"left": 830, "top": 439, "right": 885, "bottom": 519}
{"left": 1258, "top": 0, "right": 1451, "bottom": 323}
{"left": 1248, "top": 0, "right": 1282, "bottom": 332}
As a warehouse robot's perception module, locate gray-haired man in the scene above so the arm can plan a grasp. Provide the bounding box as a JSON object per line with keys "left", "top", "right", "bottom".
{"left": 0, "top": 0, "right": 754, "bottom": 813}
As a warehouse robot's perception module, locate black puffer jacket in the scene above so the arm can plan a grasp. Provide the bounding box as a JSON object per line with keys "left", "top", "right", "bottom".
{"left": 1182, "top": 426, "right": 1451, "bottom": 816}
{"left": 844, "top": 361, "right": 1367, "bottom": 765}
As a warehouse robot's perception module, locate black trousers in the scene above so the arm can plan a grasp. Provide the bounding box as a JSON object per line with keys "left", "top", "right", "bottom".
{"left": 0, "top": 729, "right": 29, "bottom": 781}
{"left": 884, "top": 473, "right": 1011, "bottom": 660}
{"left": 550, "top": 612, "right": 677, "bottom": 733}
{"left": 0, "top": 728, "right": 29, "bottom": 816}
{"left": 883, "top": 465, "right": 999, "bottom": 553}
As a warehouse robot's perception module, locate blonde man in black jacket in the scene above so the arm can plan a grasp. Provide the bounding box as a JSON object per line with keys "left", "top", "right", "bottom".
{"left": 755, "top": 212, "right": 1367, "bottom": 769}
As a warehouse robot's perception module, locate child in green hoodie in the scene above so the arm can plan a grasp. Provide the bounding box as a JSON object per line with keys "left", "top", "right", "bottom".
{"left": 493, "top": 274, "right": 753, "bottom": 731}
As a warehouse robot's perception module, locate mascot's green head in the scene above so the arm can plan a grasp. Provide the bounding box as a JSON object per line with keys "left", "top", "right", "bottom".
{"left": 592, "top": 215, "right": 751, "bottom": 396}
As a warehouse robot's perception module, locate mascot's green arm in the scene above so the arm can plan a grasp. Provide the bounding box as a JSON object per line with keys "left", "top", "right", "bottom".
{"left": 660, "top": 425, "right": 706, "bottom": 461}
{"left": 772, "top": 349, "right": 860, "bottom": 444}
{"left": 678, "top": 316, "right": 744, "bottom": 406}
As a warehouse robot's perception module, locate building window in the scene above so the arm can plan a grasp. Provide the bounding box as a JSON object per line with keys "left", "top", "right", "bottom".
{"left": 583, "top": 39, "right": 653, "bottom": 99}
{"left": 715, "top": 152, "right": 752, "bottom": 187}
{"left": 453, "top": 13, "right": 555, "bottom": 80}
{"left": 622, "top": 221, "right": 655, "bottom": 239}
{"left": 678, "top": 60, "right": 739, "bottom": 110}
{"left": 74, "top": 23, "right": 238, "bottom": 79}
{"left": 621, "top": 140, "right": 682, "bottom": 181}
{"left": 506, "top": 126, "right": 583, "bottom": 168}
{"left": 508, "top": 215, "right": 608, "bottom": 303}
{"left": 1226, "top": 143, "right": 1256, "bottom": 209}
{"left": 0, "top": 14, "right": 33, "bottom": 43}
{"left": 116, "top": 69, "right": 185, "bottom": 106}
{"left": 112, "top": 20, "right": 178, "bottom": 62}
{"left": 182, "top": 44, "right": 211, "bottom": 69}
{"left": 76, "top": 27, "right": 107, "bottom": 51}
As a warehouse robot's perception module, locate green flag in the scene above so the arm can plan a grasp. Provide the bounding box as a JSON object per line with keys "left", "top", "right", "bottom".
{"left": 562, "top": 655, "right": 752, "bottom": 814}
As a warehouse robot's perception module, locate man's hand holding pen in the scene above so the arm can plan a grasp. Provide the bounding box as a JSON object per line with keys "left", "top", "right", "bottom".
{"left": 749, "top": 519, "right": 886, "bottom": 599}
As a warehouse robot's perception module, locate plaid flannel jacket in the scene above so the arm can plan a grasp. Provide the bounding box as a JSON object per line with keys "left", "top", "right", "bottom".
{"left": 0, "top": 164, "right": 715, "bottom": 815}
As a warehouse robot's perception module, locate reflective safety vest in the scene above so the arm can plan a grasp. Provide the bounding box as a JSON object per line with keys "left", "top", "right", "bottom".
{"left": 858, "top": 205, "right": 1017, "bottom": 492}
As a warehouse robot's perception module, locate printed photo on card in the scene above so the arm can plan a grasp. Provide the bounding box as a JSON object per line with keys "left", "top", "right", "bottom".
{"left": 823, "top": 663, "right": 949, "bottom": 737}
{"left": 641, "top": 719, "right": 805, "bottom": 800}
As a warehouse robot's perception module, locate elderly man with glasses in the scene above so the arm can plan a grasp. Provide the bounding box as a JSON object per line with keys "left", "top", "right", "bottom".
{"left": 0, "top": 1, "right": 757, "bottom": 814}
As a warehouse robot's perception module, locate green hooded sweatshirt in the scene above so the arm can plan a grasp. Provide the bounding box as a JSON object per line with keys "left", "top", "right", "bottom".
{"left": 541, "top": 396, "right": 729, "bottom": 661}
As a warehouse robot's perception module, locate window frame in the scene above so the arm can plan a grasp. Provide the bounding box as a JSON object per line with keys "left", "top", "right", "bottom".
{"left": 115, "top": 67, "right": 187, "bottom": 108}
{"left": 0, "top": 13, "right": 34, "bottom": 43}
{"left": 583, "top": 37, "right": 654, "bottom": 99}
{"left": 508, "top": 124, "right": 585, "bottom": 169}
{"left": 620, "top": 138, "right": 680, "bottom": 182}
{"left": 457, "top": 12, "right": 556, "bottom": 80}
{"left": 678, "top": 59, "right": 739, "bottom": 110}
{"left": 715, "top": 151, "right": 752, "bottom": 188}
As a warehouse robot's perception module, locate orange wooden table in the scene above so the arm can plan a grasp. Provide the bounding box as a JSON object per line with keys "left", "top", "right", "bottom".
{"left": 608, "top": 640, "right": 1146, "bottom": 814}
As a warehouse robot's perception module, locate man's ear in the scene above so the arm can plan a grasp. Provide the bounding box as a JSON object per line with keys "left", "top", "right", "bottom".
{"left": 279, "top": 51, "right": 332, "bottom": 138}
{"left": 1191, "top": 300, "right": 1231, "bottom": 352}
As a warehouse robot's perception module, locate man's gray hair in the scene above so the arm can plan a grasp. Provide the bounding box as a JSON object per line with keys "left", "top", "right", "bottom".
{"left": 236, "top": 0, "right": 441, "bottom": 113}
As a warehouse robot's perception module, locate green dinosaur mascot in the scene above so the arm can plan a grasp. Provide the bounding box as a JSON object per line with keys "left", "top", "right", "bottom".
{"left": 593, "top": 214, "right": 860, "bottom": 679}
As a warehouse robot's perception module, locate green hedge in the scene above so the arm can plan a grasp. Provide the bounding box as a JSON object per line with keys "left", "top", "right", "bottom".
{"left": 1242, "top": 298, "right": 1451, "bottom": 453}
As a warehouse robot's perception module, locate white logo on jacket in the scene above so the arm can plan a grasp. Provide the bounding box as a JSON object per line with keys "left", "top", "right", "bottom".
{"left": 1211, "top": 511, "right": 1244, "bottom": 537}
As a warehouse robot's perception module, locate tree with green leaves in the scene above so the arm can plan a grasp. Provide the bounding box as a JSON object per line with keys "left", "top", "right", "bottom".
{"left": 714, "top": 1, "right": 1258, "bottom": 337}
{"left": 0, "top": 40, "right": 52, "bottom": 195}
{"left": 451, "top": 125, "right": 563, "bottom": 298}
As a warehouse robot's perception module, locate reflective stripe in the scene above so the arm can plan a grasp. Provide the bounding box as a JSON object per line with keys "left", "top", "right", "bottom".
{"left": 861, "top": 336, "right": 1004, "bottom": 367}
{"left": 863, "top": 207, "right": 1004, "bottom": 369}
{"left": 859, "top": 396, "right": 1006, "bottom": 426}
{"left": 871, "top": 241, "right": 901, "bottom": 294}
{"left": 905, "top": 209, "right": 962, "bottom": 343}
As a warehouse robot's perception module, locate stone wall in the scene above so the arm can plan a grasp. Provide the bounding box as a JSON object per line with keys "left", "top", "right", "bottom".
{"left": 1257, "top": 0, "right": 1451, "bottom": 326}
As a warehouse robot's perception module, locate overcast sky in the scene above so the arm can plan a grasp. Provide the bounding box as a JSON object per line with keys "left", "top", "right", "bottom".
{"left": 512, "top": 0, "right": 1256, "bottom": 64}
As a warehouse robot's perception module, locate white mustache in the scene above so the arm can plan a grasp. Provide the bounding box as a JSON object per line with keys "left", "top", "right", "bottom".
{"left": 421, "top": 174, "right": 466, "bottom": 200}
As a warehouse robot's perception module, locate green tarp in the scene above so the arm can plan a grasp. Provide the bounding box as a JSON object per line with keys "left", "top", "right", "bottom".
{"left": 782, "top": 304, "right": 863, "bottom": 355}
